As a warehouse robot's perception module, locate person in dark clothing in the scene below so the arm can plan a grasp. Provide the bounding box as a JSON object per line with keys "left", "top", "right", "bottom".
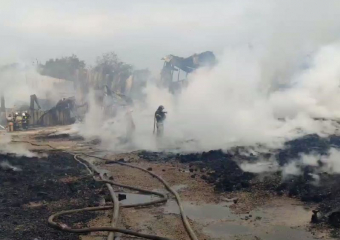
{"left": 153, "top": 105, "right": 167, "bottom": 136}
{"left": 22, "top": 111, "right": 30, "bottom": 130}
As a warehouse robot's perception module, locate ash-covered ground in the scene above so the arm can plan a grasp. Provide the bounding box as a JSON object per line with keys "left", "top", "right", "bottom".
{"left": 0, "top": 151, "right": 102, "bottom": 240}
{"left": 139, "top": 134, "right": 340, "bottom": 234}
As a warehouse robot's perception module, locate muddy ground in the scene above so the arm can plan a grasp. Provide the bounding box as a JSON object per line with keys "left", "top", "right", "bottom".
{"left": 0, "top": 151, "right": 102, "bottom": 240}
{"left": 2, "top": 128, "right": 340, "bottom": 240}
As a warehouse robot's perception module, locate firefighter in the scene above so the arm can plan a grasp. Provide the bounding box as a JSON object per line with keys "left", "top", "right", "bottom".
{"left": 6, "top": 113, "right": 14, "bottom": 132}
{"left": 13, "top": 112, "right": 20, "bottom": 131}
{"left": 25, "top": 111, "right": 31, "bottom": 119}
{"left": 22, "top": 111, "right": 30, "bottom": 130}
{"left": 153, "top": 105, "right": 167, "bottom": 136}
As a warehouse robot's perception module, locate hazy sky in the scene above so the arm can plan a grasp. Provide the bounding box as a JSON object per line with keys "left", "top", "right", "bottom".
{"left": 0, "top": 0, "right": 263, "bottom": 72}
{"left": 1, "top": 0, "right": 340, "bottom": 73}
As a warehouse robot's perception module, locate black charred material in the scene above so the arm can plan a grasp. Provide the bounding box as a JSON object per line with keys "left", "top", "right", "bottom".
{"left": 0, "top": 152, "right": 102, "bottom": 240}
{"left": 276, "top": 134, "right": 332, "bottom": 166}
{"left": 138, "top": 151, "right": 175, "bottom": 162}
{"left": 328, "top": 211, "right": 340, "bottom": 227}
{"left": 139, "top": 134, "right": 340, "bottom": 230}
{"left": 35, "top": 134, "right": 84, "bottom": 141}
{"left": 272, "top": 134, "right": 340, "bottom": 208}
{"left": 179, "top": 150, "right": 255, "bottom": 192}
{"left": 118, "top": 193, "right": 127, "bottom": 201}
{"left": 311, "top": 210, "right": 319, "bottom": 223}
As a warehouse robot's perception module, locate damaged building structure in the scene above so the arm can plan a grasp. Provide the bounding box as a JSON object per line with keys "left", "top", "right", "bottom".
{"left": 160, "top": 51, "right": 216, "bottom": 93}
{"left": 0, "top": 51, "right": 216, "bottom": 130}
{"left": 0, "top": 63, "right": 78, "bottom": 130}
{"left": 0, "top": 60, "right": 153, "bottom": 130}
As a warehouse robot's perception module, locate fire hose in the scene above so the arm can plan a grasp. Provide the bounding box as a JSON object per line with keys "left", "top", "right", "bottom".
{"left": 84, "top": 153, "right": 199, "bottom": 240}
{"left": 12, "top": 140, "right": 199, "bottom": 240}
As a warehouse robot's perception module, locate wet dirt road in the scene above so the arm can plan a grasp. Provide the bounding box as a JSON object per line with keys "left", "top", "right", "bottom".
{"left": 1, "top": 126, "right": 337, "bottom": 240}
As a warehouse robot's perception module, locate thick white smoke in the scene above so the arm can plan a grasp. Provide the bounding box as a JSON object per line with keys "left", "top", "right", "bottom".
{"left": 0, "top": 64, "right": 74, "bottom": 110}
{"left": 163, "top": 43, "right": 340, "bottom": 150}
{"left": 241, "top": 148, "right": 340, "bottom": 182}
{"left": 0, "top": 132, "right": 37, "bottom": 157}
{"left": 76, "top": 0, "right": 340, "bottom": 153}
{"left": 299, "top": 149, "right": 340, "bottom": 174}
{"left": 77, "top": 42, "right": 340, "bottom": 152}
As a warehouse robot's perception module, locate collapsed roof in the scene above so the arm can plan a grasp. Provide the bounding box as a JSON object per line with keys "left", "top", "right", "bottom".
{"left": 162, "top": 51, "right": 216, "bottom": 73}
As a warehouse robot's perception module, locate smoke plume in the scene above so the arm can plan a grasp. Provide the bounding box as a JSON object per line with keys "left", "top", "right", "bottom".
{"left": 55, "top": 0, "right": 340, "bottom": 152}
{"left": 0, "top": 161, "right": 22, "bottom": 172}
{"left": 0, "top": 64, "right": 74, "bottom": 110}
{"left": 78, "top": 42, "right": 340, "bottom": 152}
{"left": 0, "top": 132, "right": 37, "bottom": 157}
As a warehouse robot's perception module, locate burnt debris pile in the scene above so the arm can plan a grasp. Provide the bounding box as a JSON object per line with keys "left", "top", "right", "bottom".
{"left": 276, "top": 134, "right": 331, "bottom": 166}
{"left": 139, "top": 134, "right": 340, "bottom": 228}
{"left": 35, "top": 133, "right": 84, "bottom": 141}
{"left": 178, "top": 150, "right": 255, "bottom": 192}
{"left": 0, "top": 152, "right": 102, "bottom": 240}
{"left": 138, "top": 151, "right": 176, "bottom": 162}
{"left": 139, "top": 150, "right": 255, "bottom": 192}
{"left": 274, "top": 135, "right": 340, "bottom": 213}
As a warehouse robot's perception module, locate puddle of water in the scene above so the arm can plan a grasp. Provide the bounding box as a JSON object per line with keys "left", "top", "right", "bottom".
{"left": 162, "top": 199, "right": 328, "bottom": 240}
{"left": 251, "top": 202, "right": 313, "bottom": 226}
{"left": 205, "top": 223, "right": 318, "bottom": 240}
{"left": 90, "top": 152, "right": 109, "bottom": 158}
{"left": 118, "top": 192, "right": 157, "bottom": 205}
{"left": 257, "top": 226, "right": 317, "bottom": 240}
{"left": 205, "top": 222, "right": 253, "bottom": 237}
{"left": 163, "top": 200, "right": 243, "bottom": 223}
{"left": 153, "top": 184, "right": 188, "bottom": 194}
{"left": 172, "top": 184, "right": 188, "bottom": 192}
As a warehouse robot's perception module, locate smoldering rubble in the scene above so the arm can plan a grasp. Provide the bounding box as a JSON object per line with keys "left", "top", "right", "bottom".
{"left": 2, "top": 1, "right": 340, "bottom": 239}
{"left": 0, "top": 132, "right": 37, "bottom": 157}
{"left": 139, "top": 133, "right": 340, "bottom": 229}
{"left": 0, "top": 152, "right": 102, "bottom": 240}
{"left": 0, "top": 160, "right": 22, "bottom": 172}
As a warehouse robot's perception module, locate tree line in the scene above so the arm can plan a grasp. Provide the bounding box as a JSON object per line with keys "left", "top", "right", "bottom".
{"left": 38, "top": 52, "right": 133, "bottom": 82}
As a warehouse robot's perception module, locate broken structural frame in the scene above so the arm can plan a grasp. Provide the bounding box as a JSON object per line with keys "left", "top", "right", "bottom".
{"left": 36, "top": 97, "right": 77, "bottom": 126}
{"left": 160, "top": 51, "right": 216, "bottom": 85}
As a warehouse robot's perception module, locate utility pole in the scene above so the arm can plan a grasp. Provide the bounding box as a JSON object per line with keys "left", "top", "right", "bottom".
{"left": 0, "top": 93, "right": 5, "bottom": 113}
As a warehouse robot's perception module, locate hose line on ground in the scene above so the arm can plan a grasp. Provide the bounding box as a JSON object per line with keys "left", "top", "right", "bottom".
{"left": 73, "top": 154, "right": 169, "bottom": 238}
{"left": 70, "top": 154, "right": 120, "bottom": 240}
{"left": 11, "top": 140, "right": 199, "bottom": 240}
{"left": 106, "top": 184, "right": 119, "bottom": 240}
{"left": 83, "top": 153, "right": 199, "bottom": 240}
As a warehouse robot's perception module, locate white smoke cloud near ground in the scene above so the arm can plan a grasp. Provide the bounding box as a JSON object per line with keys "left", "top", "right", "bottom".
{"left": 0, "top": 65, "right": 66, "bottom": 158}
{"left": 0, "top": 132, "right": 37, "bottom": 157}
{"left": 240, "top": 148, "right": 340, "bottom": 183}
{"left": 71, "top": 0, "right": 340, "bottom": 153}
{"left": 0, "top": 64, "right": 74, "bottom": 109}
{"left": 302, "top": 149, "right": 340, "bottom": 174}
{"left": 78, "top": 42, "right": 340, "bottom": 153}
{"left": 0, "top": 161, "right": 22, "bottom": 172}
{"left": 240, "top": 160, "right": 279, "bottom": 174}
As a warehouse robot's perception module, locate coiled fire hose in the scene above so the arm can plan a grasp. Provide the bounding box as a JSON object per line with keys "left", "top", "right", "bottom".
{"left": 12, "top": 140, "right": 199, "bottom": 240}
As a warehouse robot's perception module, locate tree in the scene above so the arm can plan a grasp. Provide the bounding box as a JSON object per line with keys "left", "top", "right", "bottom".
{"left": 39, "top": 55, "right": 86, "bottom": 81}
{"left": 95, "top": 52, "right": 133, "bottom": 77}
{"left": 93, "top": 52, "right": 134, "bottom": 93}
